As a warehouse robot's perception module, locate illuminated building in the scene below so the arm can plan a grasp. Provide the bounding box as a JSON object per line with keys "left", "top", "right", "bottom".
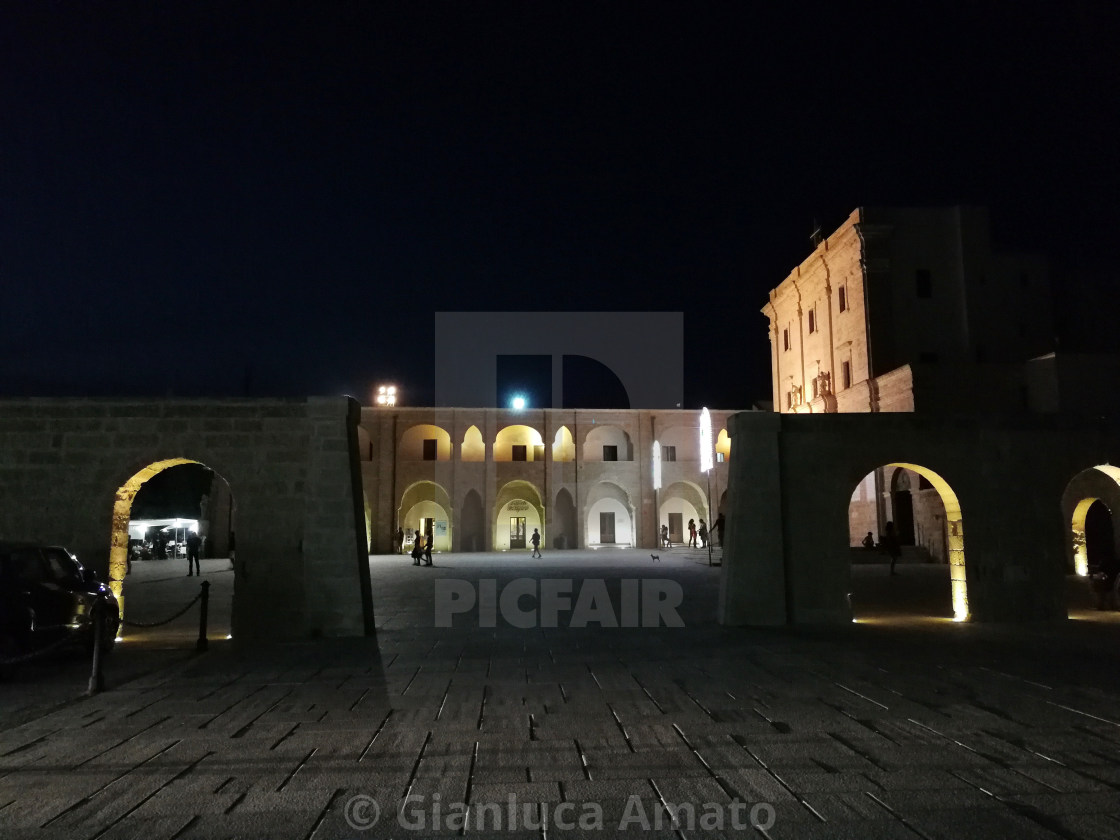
{"left": 357, "top": 408, "right": 735, "bottom": 552}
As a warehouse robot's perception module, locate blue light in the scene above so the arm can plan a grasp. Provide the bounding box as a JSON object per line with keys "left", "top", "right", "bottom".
{"left": 510, "top": 395, "right": 527, "bottom": 410}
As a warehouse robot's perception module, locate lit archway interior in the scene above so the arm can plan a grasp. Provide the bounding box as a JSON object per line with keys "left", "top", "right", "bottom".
{"left": 658, "top": 480, "right": 708, "bottom": 544}
{"left": 461, "top": 426, "right": 485, "bottom": 462}
{"left": 851, "top": 462, "right": 968, "bottom": 621}
{"left": 494, "top": 480, "right": 544, "bottom": 550}
{"left": 398, "top": 481, "right": 453, "bottom": 552}
{"left": 585, "top": 481, "right": 634, "bottom": 546}
{"left": 552, "top": 426, "right": 575, "bottom": 462}
{"left": 494, "top": 425, "right": 545, "bottom": 462}
{"left": 110, "top": 458, "right": 233, "bottom": 624}
{"left": 1069, "top": 465, "right": 1120, "bottom": 577}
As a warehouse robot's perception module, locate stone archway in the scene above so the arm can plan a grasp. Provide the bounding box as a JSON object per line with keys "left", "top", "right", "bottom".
{"left": 849, "top": 462, "right": 968, "bottom": 622}
{"left": 111, "top": 458, "right": 236, "bottom": 637}
{"left": 494, "top": 480, "right": 544, "bottom": 551}
{"left": 399, "top": 481, "right": 453, "bottom": 552}
{"left": 585, "top": 481, "right": 635, "bottom": 547}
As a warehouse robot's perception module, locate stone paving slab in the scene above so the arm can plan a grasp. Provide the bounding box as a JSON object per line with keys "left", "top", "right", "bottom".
{"left": 4, "top": 555, "right": 1120, "bottom": 837}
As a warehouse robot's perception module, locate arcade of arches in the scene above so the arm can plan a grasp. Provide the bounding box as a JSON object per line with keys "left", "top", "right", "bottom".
{"left": 360, "top": 408, "right": 733, "bottom": 553}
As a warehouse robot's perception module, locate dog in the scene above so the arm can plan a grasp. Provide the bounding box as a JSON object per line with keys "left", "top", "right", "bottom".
{"left": 650, "top": 553, "right": 660, "bottom": 562}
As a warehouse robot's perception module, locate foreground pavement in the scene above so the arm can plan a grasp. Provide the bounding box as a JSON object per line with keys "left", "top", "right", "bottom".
{"left": 2, "top": 550, "right": 1120, "bottom": 838}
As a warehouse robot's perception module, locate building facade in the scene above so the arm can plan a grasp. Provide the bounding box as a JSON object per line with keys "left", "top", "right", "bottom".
{"left": 357, "top": 407, "right": 733, "bottom": 553}
{"left": 762, "top": 206, "right": 1054, "bottom": 562}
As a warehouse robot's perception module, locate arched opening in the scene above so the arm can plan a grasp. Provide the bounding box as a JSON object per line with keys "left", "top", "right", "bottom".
{"left": 552, "top": 426, "right": 575, "bottom": 462}
{"left": 113, "top": 458, "right": 235, "bottom": 643}
{"left": 658, "top": 480, "right": 708, "bottom": 546}
{"left": 585, "top": 481, "right": 635, "bottom": 547}
{"left": 554, "top": 488, "right": 577, "bottom": 550}
{"left": 460, "top": 490, "right": 485, "bottom": 552}
{"left": 847, "top": 463, "right": 967, "bottom": 622}
{"left": 715, "top": 429, "right": 731, "bottom": 463}
{"left": 398, "top": 481, "right": 452, "bottom": 553}
{"left": 461, "top": 425, "right": 485, "bottom": 462}
{"left": 1062, "top": 466, "right": 1120, "bottom": 617}
{"left": 582, "top": 426, "right": 634, "bottom": 462}
{"left": 399, "top": 424, "right": 452, "bottom": 461}
{"left": 494, "top": 480, "right": 544, "bottom": 551}
{"left": 494, "top": 425, "right": 545, "bottom": 462}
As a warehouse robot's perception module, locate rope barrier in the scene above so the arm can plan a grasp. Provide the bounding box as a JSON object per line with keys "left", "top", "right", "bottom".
{"left": 119, "top": 591, "right": 204, "bottom": 628}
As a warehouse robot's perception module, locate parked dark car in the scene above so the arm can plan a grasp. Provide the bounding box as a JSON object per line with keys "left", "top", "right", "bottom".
{"left": 0, "top": 542, "right": 120, "bottom": 671}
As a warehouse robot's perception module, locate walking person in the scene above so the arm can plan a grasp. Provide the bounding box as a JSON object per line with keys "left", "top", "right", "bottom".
{"left": 530, "top": 527, "right": 542, "bottom": 558}
{"left": 661, "top": 524, "right": 671, "bottom": 549}
{"left": 186, "top": 530, "right": 202, "bottom": 577}
{"left": 698, "top": 519, "right": 708, "bottom": 549}
{"left": 423, "top": 528, "right": 433, "bottom": 565}
{"left": 411, "top": 531, "right": 423, "bottom": 566}
{"left": 688, "top": 518, "right": 697, "bottom": 548}
{"left": 712, "top": 512, "right": 725, "bottom": 547}
{"left": 881, "top": 521, "right": 902, "bottom": 575}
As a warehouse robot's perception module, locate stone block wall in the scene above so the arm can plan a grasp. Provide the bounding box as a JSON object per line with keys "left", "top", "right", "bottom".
{"left": 0, "top": 397, "right": 372, "bottom": 642}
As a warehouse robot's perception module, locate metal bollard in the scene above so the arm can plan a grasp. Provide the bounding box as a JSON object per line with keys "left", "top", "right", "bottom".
{"left": 87, "top": 600, "right": 105, "bottom": 696}
{"left": 196, "top": 581, "right": 210, "bottom": 653}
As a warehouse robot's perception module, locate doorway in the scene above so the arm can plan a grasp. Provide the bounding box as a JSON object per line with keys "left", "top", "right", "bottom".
{"left": 600, "top": 512, "right": 616, "bottom": 544}
{"left": 668, "top": 512, "right": 683, "bottom": 544}
{"left": 510, "top": 517, "right": 526, "bottom": 549}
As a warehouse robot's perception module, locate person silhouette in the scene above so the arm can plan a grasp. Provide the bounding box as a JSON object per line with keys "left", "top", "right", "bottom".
{"left": 530, "top": 528, "right": 542, "bottom": 558}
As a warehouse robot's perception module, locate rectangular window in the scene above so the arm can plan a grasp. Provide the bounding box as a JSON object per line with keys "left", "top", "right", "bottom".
{"left": 838, "top": 286, "right": 847, "bottom": 312}
{"left": 916, "top": 269, "right": 932, "bottom": 298}
{"left": 662, "top": 445, "right": 676, "bottom": 462}
{"left": 808, "top": 307, "right": 816, "bottom": 334}
{"left": 786, "top": 391, "right": 793, "bottom": 410}
{"left": 811, "top": 378, "right": 819, "bottom": 399}
{"left": 603, "top": 445, "right": 618, "bottom": 461}
{"left": 512, "top": 444, "right": 527, "bottom": 461}
{"left": 842, "top": 360, "right": 851, "bottom": 390}
{"left": 422, "top": 439, "right": 437, "bottom": 460}
{"left": 782, "top": 328, "right": 790, "bottom": 351}
{"left": 716, "top": 452, "right": 725, "bottom": 463}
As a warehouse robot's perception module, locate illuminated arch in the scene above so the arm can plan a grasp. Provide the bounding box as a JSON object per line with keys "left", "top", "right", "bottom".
{"left": 1063, "top": 465, "right": 1120, "bottom": 577}
{"left": 658, "top": 480, "right": 709, "bottom": 543}
{"left": 461, "top": 425, "right": 485, "bottom": 462}
{"left": 583, "top": 425, "right": 634, "bottom": 462}
{"left": 399, "top": 424, "right": 452, "bottom": 460}
{"left": 494, "top": 425, "right": 544, "bottom": 462}
{"left": 494, "top": 480, "right": 545, "bottom": 550}
{"left": 398, "top": 481, "right": 453, "bottom": 551}
{"left": 851, "top": 462, "right": 968, "bottom": 621}
{"left": 552, "top": 426, "right": 575, "bottom": 462}
{"left": 715, "top": 429, "right": 731, "bottom": 462}
{"left": 110, "top": 457, "right": 234, "bottom": 625}
{"left": 585, "top": 481, "right": 635, "bottom": 546}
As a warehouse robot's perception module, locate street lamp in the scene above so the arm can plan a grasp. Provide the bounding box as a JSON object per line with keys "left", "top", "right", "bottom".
{"left": 375, "top": 385, "right": 397, "bottom": 407}
{"left": 699, "top": 408, "right": 714, "bottom": 566}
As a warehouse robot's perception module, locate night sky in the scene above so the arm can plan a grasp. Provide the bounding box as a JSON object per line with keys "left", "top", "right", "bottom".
{"left": 4, "top": 2, "right": 1118, "bottom": 409}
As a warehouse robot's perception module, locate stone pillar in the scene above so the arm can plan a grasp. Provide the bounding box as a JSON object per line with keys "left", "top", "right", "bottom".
{"left": 719, "top": 412, "right": 787, "bottom": 626}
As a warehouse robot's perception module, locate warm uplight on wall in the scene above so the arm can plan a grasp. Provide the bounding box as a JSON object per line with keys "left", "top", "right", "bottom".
{"left": 652, "top": 439, "right": 662, "bottom": 490}
{"left": 375, "top": 385, "right": 398, "bottom": 406}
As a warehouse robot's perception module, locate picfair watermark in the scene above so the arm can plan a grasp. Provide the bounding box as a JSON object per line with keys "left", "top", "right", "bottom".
{"left": 434, "top": 578, "right": 685, "bottom": 628}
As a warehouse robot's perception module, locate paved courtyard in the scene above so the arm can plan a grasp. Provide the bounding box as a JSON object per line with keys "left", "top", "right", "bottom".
{"left": 2, "top": 549, "right": 1120, "bottom": 838}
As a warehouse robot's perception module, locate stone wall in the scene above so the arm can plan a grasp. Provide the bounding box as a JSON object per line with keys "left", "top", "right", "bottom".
{"left": 721, "top": 411, "right": 1120, "bottom": 625}
{"left": 0, "top": 397, "right": 372, "bottom": 642}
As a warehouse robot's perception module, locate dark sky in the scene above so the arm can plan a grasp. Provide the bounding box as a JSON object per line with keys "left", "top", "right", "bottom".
{"left": 3, "top": 2, "right": 1118, "bottom": 408}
